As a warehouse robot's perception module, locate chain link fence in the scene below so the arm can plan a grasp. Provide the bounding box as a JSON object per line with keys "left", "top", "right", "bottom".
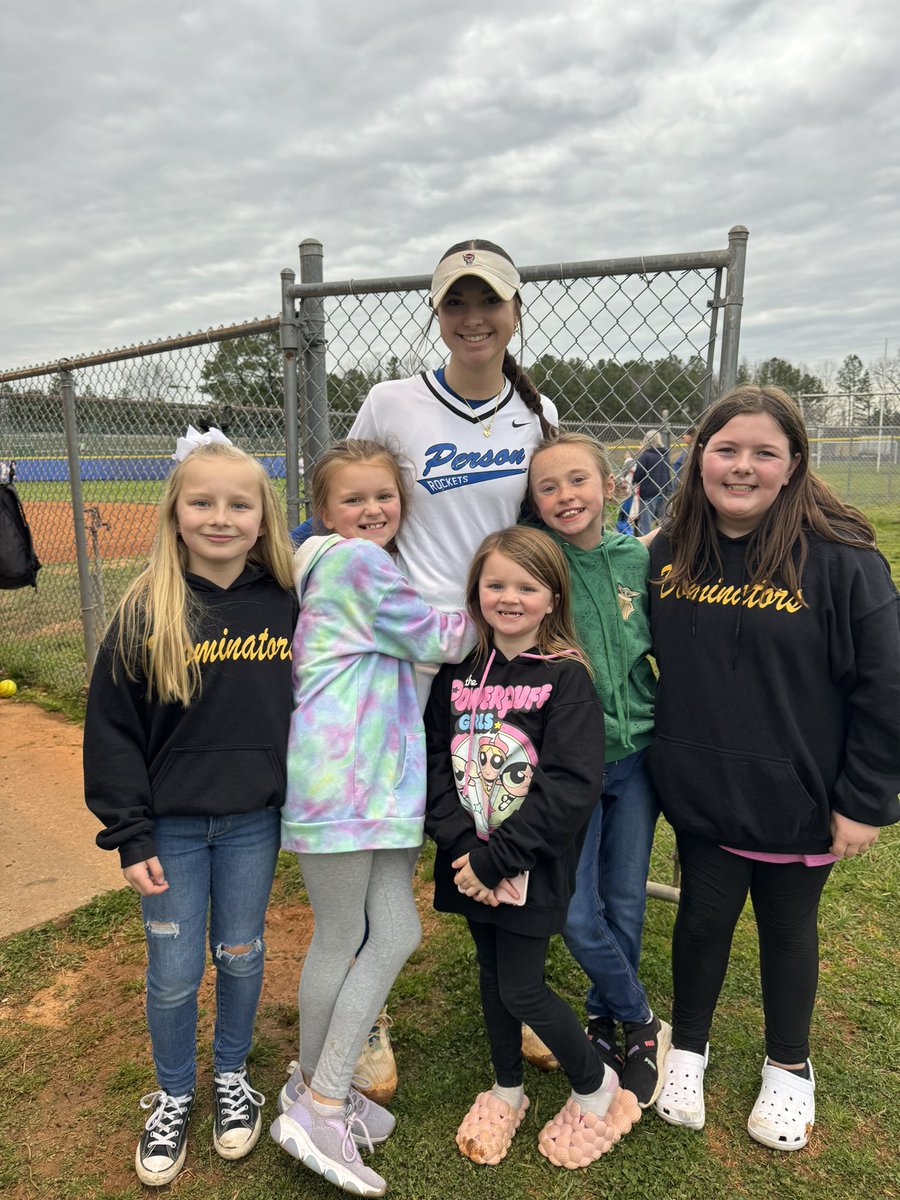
{"left": 1, "top": 228, "right": 755, "bottom": 703}
{"left": 795, "top": 394, "right": 899, "bottom": 508}
{"left": 0, "top": 322, "right": 285, "bottom": 702}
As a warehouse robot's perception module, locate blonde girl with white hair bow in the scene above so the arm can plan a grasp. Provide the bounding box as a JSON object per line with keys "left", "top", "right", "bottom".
{"left": 84, "top": 431, "right": 296, "bottom": 1186}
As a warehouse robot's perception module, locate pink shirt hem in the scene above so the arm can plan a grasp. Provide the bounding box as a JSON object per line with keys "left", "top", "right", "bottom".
{"left": 723, "top": 847, "right": 838, "bottom": 867}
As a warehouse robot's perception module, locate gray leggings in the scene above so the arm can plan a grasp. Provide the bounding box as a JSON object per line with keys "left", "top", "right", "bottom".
{"left": 297, "top": 848, "right": 422, "bottom": 1100}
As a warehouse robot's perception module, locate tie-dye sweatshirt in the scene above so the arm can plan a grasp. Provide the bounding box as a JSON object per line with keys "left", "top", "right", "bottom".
{"left": 282, "top": 535, "right": 475, "bottom": 854}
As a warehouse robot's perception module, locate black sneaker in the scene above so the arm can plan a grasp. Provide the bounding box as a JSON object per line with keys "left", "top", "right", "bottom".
{"left": 135, "top": 1089, "right": 194, "bottom": 1186}
{"left": 586, "top": 1015, "right": 624, "bottom": 1078}
{"left": 213, "top": 1065, "right": 265, "bottom": 1160}
{"left": 622, "top": 1015, "right": 672, "bottom": 1107}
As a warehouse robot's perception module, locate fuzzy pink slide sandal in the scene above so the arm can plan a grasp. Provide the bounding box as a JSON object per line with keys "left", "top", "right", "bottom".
{"left": 538, "top": 1088, "right": 641, "bottom": 1168}
{"left": 455, "top": 1090, "right": 530, "bottom": 1165}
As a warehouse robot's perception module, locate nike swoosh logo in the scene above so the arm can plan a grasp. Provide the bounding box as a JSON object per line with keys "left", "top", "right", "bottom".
{"left": 512, "top": 420, "right": 530, "bottom": 428}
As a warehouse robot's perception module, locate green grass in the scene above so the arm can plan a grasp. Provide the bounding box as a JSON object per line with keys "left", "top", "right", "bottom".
{"left": 16, "top": 476, "right": 291, "bottom": 506}
{"left": 1, "top": 500, "right": 898, "bottom": 1198}
{"left": 1, "top": 836, "right": 898, "bottom": 1200}
{"left": 17, "top": 480, "right": 167, "bottom": 503}
{"left": 0, "top": 561, "right": 144, "bottom": 716}
{"left": 868, "top": 501, "right": 900, "bottom": 569}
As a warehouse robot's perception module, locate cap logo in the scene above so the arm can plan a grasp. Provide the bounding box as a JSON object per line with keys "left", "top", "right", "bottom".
{"left": 462, "top": 252, "right": 475, "bottom": 265}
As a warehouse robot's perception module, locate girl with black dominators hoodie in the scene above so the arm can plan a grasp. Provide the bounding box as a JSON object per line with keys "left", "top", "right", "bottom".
{"left": 647, "top": 386, "right": 899, "bottom": 1151}
{"left": 84, "top": 430, "right": 297, "bottom": 1186}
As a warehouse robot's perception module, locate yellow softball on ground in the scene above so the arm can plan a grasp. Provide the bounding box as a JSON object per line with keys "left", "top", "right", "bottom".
{"left": 0, "top": 679, "right": 17, "bottom": 697}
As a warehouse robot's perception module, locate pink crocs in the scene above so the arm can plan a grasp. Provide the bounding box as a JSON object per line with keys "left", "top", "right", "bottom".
{"left": 455, "top": 1091, "right": 530, "bottom": 1165}
{"left": 538, "top": 1088, "right": 641, "bottom": 1168}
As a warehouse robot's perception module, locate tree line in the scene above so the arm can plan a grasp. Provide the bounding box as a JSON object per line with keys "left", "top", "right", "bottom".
{"left": 197, "top": 334, "right": 899, "bottom": 429}
{"left": 5, "top": 336, "right": 895, "bottom": 439}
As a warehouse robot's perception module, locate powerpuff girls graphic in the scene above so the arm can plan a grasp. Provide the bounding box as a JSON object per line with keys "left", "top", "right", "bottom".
{"left": 450, "top": 723, "right": 537, "bottom": 838}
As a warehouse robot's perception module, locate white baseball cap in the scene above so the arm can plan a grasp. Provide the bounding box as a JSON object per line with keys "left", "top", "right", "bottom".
{"left": 430, "top": 248, "right": 521, "bottom": 309}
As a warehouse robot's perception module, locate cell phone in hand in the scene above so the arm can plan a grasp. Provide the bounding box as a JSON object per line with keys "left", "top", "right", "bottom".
{"left": 495, "top": 871, "right": 529, "bottom": 906}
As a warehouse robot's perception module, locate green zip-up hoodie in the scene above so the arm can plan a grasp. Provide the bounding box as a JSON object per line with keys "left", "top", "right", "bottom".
{"left": 546, "top": 528, "right": 656, "bottom": 762}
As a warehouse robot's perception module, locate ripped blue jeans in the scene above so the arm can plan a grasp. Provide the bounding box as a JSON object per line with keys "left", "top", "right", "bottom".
{"left": 140, "top": 809, "right": 280, "bottom": 1094}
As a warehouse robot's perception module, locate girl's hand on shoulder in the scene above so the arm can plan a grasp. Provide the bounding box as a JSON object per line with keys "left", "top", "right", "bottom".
{"left": 123, "top": 857, "right": 169, "bottom": 895}
{"left": 829, "top": 812, "right": 880, "bottom": 859}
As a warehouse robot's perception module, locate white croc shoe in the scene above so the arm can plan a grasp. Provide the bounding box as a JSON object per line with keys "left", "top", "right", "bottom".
{"left": 747, "top": 1058, "right": 815, "bottom": 1151}
{"left": 654, "top": 1045, "right": 709, "bottom": 1130}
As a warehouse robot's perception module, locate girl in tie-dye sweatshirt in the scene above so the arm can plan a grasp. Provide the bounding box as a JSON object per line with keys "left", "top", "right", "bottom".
{"left": 273, "top": 440, "right": 474, "bottom": 1191}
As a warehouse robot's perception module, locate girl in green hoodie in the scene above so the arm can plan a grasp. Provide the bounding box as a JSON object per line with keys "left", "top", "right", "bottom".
{"left": 527, "top": 432, "right": 669, "bottom": 1109}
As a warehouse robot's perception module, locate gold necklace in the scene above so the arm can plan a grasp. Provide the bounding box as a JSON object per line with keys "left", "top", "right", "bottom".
{"left": 471, "top": 390, "right": 503, "bottom": 438}
{"left": 444, "top": 370, "right": 507, "bottom": 438}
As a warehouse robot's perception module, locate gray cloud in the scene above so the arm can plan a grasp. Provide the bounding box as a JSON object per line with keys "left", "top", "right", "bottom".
{"left": 1, "top": 0, "right": 898, "bottom": 372}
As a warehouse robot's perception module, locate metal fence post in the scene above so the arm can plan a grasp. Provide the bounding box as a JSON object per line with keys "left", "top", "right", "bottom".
{"left": 280, "top": 267, "right": 301, "bottom": 528}
{"left": 59, "top": 366, "right": 99, "bottom": 681}
{"left": 298, "top": 238, "right": 331, "bottom": 466}
{"left": 719, "top": 225, "right": 749, "bottom": 394}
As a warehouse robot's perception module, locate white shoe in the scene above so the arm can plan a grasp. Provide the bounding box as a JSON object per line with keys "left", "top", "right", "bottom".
{"left": 654, "top": 1045, "right": 708, "bottom": 1130}
{"left": 747, "top": 1058, "right": 815, "bottom": 1151}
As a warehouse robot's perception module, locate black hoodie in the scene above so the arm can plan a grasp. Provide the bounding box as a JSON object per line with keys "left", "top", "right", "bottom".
{"left": 84, "top": 567, "right": 297, "bottom": 868}
{"left": 647, "top": 531, "right": 899, "bottom": 853}
{"left": 424, "top": 645, "right": 605, "bottom": 936}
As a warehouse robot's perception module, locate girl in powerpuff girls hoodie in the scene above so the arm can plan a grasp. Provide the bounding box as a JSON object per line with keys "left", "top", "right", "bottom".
{"left": 425, "top": 527, "right": 629, "bottom": 1170}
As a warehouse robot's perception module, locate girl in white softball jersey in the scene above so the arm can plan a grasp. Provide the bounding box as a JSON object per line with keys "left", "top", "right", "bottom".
{"left": 350, "top": 239, "right": 558, "bottom": 620}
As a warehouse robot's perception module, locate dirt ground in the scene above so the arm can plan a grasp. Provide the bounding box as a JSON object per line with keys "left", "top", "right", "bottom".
{"left": 0, "top": 701, "right": 315, "bottom": 1195}
{"left": 0, "top": 701, "right": 441, "bottom": 1197}
{"left": 22, "top": 500, "right": 157, "bottom": 563}
{"left": 0, "top": 702, "right": 125, "bottom": 937}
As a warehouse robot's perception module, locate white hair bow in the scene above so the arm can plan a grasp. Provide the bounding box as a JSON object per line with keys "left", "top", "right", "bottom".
{"left": 172, "top": 424, "right": 233, "bottom": 462}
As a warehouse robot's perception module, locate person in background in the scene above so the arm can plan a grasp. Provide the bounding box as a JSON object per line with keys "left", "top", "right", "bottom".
{"left": 631, "top": 430, "right": 671, "bottom": 535}
{"left": 671, "top": 427, "right": 695, "bottom": 479}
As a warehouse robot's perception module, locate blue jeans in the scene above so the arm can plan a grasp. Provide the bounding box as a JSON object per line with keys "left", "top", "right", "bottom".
{"left": 141, "top": 809, "right": 280, "bottom": 1094}
{"left": 637, "top": 493, "right": 666, "bottom": 535}
{"left": 563, "top": 749, "right": 659, "bottom": 1024}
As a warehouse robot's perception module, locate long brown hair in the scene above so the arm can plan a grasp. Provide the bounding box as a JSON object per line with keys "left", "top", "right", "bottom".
{"left": 464, "top": 526, "right": 590, "bottom": 672}
{"left": 113, "top": 441, "right": 295, "bottom": 706}
{"left": 432, "top": 239, "right": 557, "bottom": 439}
{"left": 663, "top": 385, "right": 875, "bottom": 597}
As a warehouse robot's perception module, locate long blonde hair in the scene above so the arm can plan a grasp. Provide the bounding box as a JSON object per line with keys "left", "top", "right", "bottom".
{"left": 464, "top": 526, "right": 590, "bottom": 673}
{"left": 113, "top": 442, "right": 294, "bottom": 705}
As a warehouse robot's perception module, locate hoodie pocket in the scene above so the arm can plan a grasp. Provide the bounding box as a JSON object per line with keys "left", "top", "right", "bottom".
{"left": 152, "top": 746, "right": 286, "bottom": 815}
{"left": 391, "top": 732, "right": 426, "bottom": 819}
{"left": 647, "top": 736, "right": 821, "bottom": 847}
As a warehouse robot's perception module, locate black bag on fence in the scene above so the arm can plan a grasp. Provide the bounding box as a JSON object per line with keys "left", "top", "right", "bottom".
{"left": 0, "top": 482, "right": 41, "bottom": 589}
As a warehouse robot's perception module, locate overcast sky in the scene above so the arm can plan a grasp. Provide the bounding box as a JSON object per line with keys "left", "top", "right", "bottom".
{"left": 1, "top": 0, "right": 897, "bottom": 377}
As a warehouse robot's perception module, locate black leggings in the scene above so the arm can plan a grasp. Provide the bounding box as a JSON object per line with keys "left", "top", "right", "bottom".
{"left": 671, "top": 834, "right": 832, "bottom": 1064}
{"left": 467, "top": 918, "right": 605, "bottom": 1094}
